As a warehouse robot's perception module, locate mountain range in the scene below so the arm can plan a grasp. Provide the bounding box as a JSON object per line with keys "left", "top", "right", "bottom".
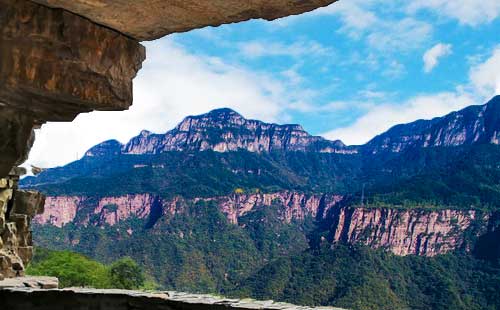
{"left": 84, "top": 95, "right": 500, "bottom": 157}
{"left": 23, "top": 96, "right": 500, "bottom": 310}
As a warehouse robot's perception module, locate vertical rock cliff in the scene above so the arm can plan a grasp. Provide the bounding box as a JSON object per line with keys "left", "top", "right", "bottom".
{"left": 36, "top": 192, "right": 489, "bottom": 257}
{"left": 365, "top": 95, "right": 500, "bottom": 153}
{"left": 85, "top": 109, "right": 351, "bottom": 156}
{"left": 0, "top": 168, "right": 45, "bottom": 279}
{"left": 327, "top": 207, "right": 484, "bottom": 256}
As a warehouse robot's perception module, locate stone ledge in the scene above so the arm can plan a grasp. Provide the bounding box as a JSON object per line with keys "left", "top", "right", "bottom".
{"left": 0, "top": 276, "right": 58, "bottom": 289}
{"left": 0, "top": 287, "right": 347, "bottom": 310}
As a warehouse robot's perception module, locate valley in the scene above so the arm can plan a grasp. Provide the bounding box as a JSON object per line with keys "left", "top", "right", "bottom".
{"left": 23, "top": 96, "right": 500, "bottom": 310}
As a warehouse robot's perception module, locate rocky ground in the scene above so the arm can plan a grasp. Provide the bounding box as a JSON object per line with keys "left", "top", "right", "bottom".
{"left": 0, "top": 277, "right": 346, "bottom": 310}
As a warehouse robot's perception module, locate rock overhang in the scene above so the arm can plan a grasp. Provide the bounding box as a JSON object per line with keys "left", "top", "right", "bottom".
{"left": 0, "top": 0, "right": 341, "bottom": 279}
{"left": 30, "top": 0, "right": 339, "bottom": 41}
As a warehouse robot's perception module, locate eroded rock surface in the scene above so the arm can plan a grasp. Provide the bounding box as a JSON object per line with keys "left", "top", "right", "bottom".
{"left": 365, "top": 95, "right": 500, "bottom": 153}
{"left": 85, "top": 108, "right": 352, "bottom": 155}
{"left": 0, "top": 108, "right": 36, "bottom": 177}
{"left": 31, "top": 0, "right": 338, "bottom": 40}
{"left": 328, "top": 207, "right": 486, "bottom": 256}
{"left": 0, "top": 0, "right": 145, "bottom": 122}
{"left": 36, "top": 191, "right": 489, "bottom": 257}
{"left": 0, "top": 0, "right": 145, "bottom": 181}
{"left": 37, "top": 192, "right": 343, "bottom": 227}
{"left": 0, "top": 168, "right": 45, "bottom": 279}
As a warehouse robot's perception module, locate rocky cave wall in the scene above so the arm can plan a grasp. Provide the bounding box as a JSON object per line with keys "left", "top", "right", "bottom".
{"left": 0, "top": 0, "right": 145, "bottom": 278}
{"left": 0, "top": 0, "right": 146, "bottom": 176}
{"left": 0, "top": 168, "right": 45, "bottom": 279}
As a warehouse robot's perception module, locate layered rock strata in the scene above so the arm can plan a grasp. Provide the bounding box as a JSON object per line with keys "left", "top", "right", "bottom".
{"left": 0, "top": 109, "right": 36, "bottom": 177}
{"left": 211, "top": 192, "right": 344, "bottom": 224}
{"left": 0, "top": 0, "right": 145, "bottom": 178}
{"left": 31, "top": 0, "right": 339, "bottom": 40}
{"left": 36, "top": 192, "right": 487, "bottom": 257}
{"left": 37, "top": 192, "right": 340, "bottom": 227}
{"left": 365, "top": 96, "right": 500, "bottom": 153}
{"left": 86, "top": 109, "right": 351, "bottom": 155}
{"left": 328, "top": 207, "right": 484, "bottom": 256}
{"left": 0, "top": 168, "right": 45, "bottom": 279}
{"left": 0, "top": 0, "right": 145, "bottom": 121}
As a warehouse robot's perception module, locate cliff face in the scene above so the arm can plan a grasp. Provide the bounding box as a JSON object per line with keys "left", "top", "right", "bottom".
{"left": 84, "top": 97, "right": 500, "bottom": 159}
{"left": 205, "top": 191, "right": 344, "bottom": 224}
{"left": 0, "top": 169, "right": 45, "bottom": 279}
{"left": 31, "top": 0, "right": 338, "bottom": 41}
{"left": 328, "top": 207, "right": 484, "bottom": 256}
{"left": 38, "top": 194, "right": 163, "bottom": 227}
{"left": 36, "top": 192, "right": 489, "bottom": 257}
{"left": 37, "top": 192, "right": 342, "bottom": 227}
{"left": 365, "top": 96, "right": 500, "bottom": 153}
{"left": 85, "top": 109, "right": 351, "bottom": 157}
{"left": 40, "top": 196, "right": 83, "bottom": 227}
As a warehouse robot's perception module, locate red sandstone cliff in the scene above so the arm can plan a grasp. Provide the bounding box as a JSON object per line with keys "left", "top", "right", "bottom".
{"left": 36, "top": 192, "right": 339, "bottom": 227}
{"left": 35, "top": 192, "right": 487, "bottom": 257}
{"left": 329, "top": 207, "right": 484, "bottom": 256}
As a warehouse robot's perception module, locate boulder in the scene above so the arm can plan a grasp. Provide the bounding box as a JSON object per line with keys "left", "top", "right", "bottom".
{"left": 11, "top": 191, "right": 46, "bottom": 217}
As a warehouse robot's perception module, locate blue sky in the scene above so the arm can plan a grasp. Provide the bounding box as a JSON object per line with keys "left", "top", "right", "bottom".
{"left": 27, "top": 0, "right": 500, "bottom": 167}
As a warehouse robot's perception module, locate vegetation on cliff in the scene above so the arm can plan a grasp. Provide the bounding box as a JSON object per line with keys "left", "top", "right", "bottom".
{"left": 27, "top": 244, "right": 500, "bottom": 310}
{"left": 23, "top": 100, "right": 500, "bottom": 309}
{"left": 233, "top": 244, "right": 500, "bottom": 310}
{"left": 27, "top": 248, "right": 150, "bottom": 289}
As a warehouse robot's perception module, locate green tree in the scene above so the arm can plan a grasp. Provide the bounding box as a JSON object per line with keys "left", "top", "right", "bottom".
{"left": 27, "top": 248, "right": 110, "bottom": 288}
{"left": 108, "top": 257, "right": 145, "bottom": 289}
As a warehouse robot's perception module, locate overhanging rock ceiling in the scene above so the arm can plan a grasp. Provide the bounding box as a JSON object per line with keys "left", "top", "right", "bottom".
{"left": 31, "top": 0, "right": 338, "bottom": 40}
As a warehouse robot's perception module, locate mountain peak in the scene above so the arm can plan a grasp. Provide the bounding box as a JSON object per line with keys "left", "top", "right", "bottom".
{"left": 486, "top": 95, "right": 500, "bottom": 106}
{"left": 207, "top": 108, "right": 241, "bottom": 117}
{"left": 174, "top": 108, "right": 245, "bottom": 132}
{"left": 365, "top": 95, "right": 500, "bottom": 153}
{"left": 113, "top": 108, "right": 350, "bottom": 155}
{"left": 187, "top": 108, "right": 243, "bottom": 122}
{"left": 85, "top": 140, "right": 123, "bottom": 157}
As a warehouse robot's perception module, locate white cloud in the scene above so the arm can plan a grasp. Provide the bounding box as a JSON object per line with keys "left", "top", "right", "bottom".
{"left": 423, "top": 43, "right": 453, "bottom": 73}
{"left": 269, "top": 0, "right": 378, "bottom": 33}
{"left": 324, "top": 45, "right": 500, "bottom": 145}
{"left": 285, "top": 0, "right": 500, "bottom": 29}
{"left": 279, "top": 0, "right": 432, "bottom": 54}
{"left": 314, "top": 0, "right": 379, "bottom": 38}
{"left": 323, "top": 92, "right": 475, "bottom": 145}
{"left": 408, "top": 0, "right": 500, "bottom": 26}
{"left": 382, "top": 60, "right": 406, "bottom": 78}
{"left": 366, "top": 18, "right": 433, "bottom": 52}
{"left": 26, "top": 39, "right": 310, "bottom": 168}
{"left": 274, "top": 0, "right": 432, "bottom": 55}
{"left": 469, "top": 46, "right": 500, "bottom": 97}
{"left": 238, "top": 40, "right": 331, "bottom": 59}
{"left": 281, "top": 68, "right": 304, "bottom": 85}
